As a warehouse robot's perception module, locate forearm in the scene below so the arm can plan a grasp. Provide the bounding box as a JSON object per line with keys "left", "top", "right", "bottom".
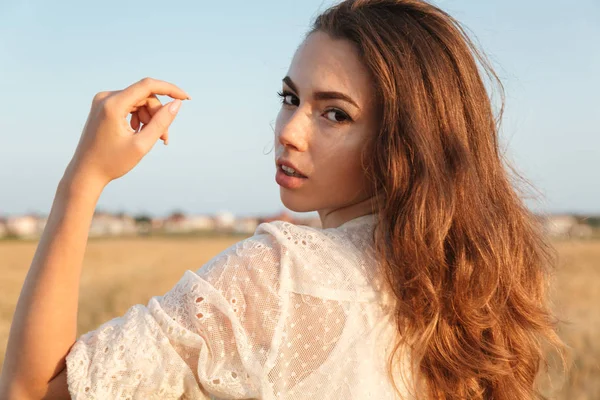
{"left": 0, "top": 172, "right": 105, "bottom": 398}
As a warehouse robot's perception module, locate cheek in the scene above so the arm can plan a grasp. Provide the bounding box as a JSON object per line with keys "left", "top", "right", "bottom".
{"left": 274, "top": 109, "right": 286, "bottom": 137}
{"left": 319, "top": 145, "right": 365, "bottom": 189}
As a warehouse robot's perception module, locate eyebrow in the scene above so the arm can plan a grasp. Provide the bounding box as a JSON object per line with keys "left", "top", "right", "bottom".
{"left": 282, "top": 76, "right": 360, "bottom": 110}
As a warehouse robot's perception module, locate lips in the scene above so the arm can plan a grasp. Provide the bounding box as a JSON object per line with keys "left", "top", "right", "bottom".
{"left": 276, "top": 159, "right": 308, "bottom": 178}
{"left": 275, "top": 168, "right": 308, "bottom": 189}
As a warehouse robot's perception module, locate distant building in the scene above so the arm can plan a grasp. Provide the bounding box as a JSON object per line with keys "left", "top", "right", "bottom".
{"left": 151, "top": 218, "right": 165, "bottom": 231}
{"left": 545, "top": 215, "right": 577, "bottom": 237}
{"left": 188, "top": 215, "right": 215, "bottom": 231}
{"left": 5, "top": 214, "right": 46, "bottom": 238}
{"left": 544, "top": 215, "right": 593, "bottom": 239}
{"left": 214, "top": 211, "right": 236, "bottom": 232}
{"left": 90, "top": 212, "right": 137, "bottom": 237}
{"left": 162, "top": 212, "right": 190, "bottom": 233}
{"left": 234, "top": 217, "right": 259, "bottom": 234}
{"left": 570, "top": 223, "right": 594, "bottom": 239}
{"left": 162, "top": 213, "right": 215, "bottom": 233}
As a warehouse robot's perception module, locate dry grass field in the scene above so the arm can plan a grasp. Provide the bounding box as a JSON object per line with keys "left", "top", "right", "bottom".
{"left": 0, "top": 235, "right": 598, "bottom": 398}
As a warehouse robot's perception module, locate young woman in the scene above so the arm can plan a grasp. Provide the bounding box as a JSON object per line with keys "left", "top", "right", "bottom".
{"left": 0, "top": 0, "right": 565, "bottom": 399}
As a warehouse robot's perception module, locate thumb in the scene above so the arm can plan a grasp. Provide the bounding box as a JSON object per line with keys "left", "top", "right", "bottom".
{"left": 135, "top": 99, "right": 182, "bottom": 150}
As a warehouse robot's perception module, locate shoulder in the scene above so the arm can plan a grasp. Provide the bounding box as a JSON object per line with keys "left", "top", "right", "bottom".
{"left": 252, "top": 218, "right": 376, "bottom": 260}
{"left": 190, "top": 217, "right": 385, "bottom": 302}
{"left": 193, "top": 220, "right": 322, "bottom": 282}
{"left": 254, "top": 219, "right": 326, "bottom": 247}
{"left": 252, "top": 219, "right": 384, "bottom": 302}
{"left": 186, "top": 220, "right": 334, "bottom": 298}
{"left": 186, "top": 220, "right": 312, "bottom": 290}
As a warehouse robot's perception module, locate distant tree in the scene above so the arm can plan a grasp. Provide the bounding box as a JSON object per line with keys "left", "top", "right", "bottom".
{"left": 582, "top": 216, "right": 600, "bottom": 228}
{"left": 134, "top": 214, "right": 153, "bottom": 224}
{"left": 169, "top": 209, "right": 186, "bottom": 219}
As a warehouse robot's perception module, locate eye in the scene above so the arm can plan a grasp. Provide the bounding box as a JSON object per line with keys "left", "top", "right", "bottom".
{"left": 324, "top": 109, "right": 351, "bottom": 124}
{"left": 277, "top": 90, "right": 299, "bottom": 107}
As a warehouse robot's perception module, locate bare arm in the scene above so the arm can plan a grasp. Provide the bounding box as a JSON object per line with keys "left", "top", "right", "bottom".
{"left": 0, "top": 77, "right": 188, "bottom": 399}
{"left": 0, "top": 173, "right": 104, "bottom": 399}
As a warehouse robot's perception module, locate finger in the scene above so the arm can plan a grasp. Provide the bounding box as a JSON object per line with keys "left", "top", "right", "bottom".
{"left": 145, "top": 95, "right": 169, "bottom": 143}
{"left": 138, "top": 106, "right": 152, "bottom": 126}
{"left": 145, "top": 95, "right": 163, "bottom": 115}
{"left": 116, "top": 77, "right": 190, "bottom": 114}
{"left": 134, "top": 100, "right": 182, "bottom": 152}
{"left": 132, "top": 93, "right": 161, "bottom": 110}
{"left": 129, "top": 95, "right": 168, "bottom": 141}
{"left": 130, "top": 112, "right": 140, "bottom": 132}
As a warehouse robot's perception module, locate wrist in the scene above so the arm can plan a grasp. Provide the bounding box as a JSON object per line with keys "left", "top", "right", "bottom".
{"left": 58, "top": 169, "right": 107, "bottom": 201}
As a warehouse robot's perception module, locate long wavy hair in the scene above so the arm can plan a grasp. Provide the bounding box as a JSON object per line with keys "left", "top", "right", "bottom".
{"left": 310, "top": 1, "right": 566, "bottom": 398}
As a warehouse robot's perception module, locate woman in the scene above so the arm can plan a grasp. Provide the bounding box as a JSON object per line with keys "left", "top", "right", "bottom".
{"left": 0, "top": 0, "right": 565, "bottom": 399}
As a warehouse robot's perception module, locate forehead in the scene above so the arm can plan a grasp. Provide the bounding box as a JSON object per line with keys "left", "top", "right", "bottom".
{"left": 286, "top": 30, "right": 373, "bottom": 104}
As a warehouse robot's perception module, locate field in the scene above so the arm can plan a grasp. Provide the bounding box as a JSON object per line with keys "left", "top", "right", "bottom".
{"left": 0, "top": 236, "right": 598, "bottom": 398}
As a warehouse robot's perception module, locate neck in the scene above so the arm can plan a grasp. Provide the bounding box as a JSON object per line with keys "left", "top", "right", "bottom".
{"left": 318, "top": 194, "right": 379, "bottom": 229}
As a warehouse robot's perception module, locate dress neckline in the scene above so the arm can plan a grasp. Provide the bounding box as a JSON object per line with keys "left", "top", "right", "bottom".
{"left": 336, "top": 213, "right": 377, "bottom": 229}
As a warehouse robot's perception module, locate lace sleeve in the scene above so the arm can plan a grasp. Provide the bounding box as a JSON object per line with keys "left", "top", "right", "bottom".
{"left": 66, "top": 227, "right": 285, "bottom": 399}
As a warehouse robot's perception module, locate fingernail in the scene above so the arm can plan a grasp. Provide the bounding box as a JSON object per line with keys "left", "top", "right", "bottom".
{"left": 169, "top": 99, "right": 182, "bottom": 114}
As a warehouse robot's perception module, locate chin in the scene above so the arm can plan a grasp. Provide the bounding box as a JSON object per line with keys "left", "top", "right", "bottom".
{"left": 279, "top": 189, "right": 315, "bottom": 213}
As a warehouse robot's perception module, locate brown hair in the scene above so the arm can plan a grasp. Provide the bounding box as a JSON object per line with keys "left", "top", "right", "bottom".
{"left": 310, "top": 1, "right": 566, "bottom": 398}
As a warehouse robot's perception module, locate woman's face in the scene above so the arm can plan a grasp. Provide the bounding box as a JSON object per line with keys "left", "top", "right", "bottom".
{"left": 274, "top": 30, "right": 379, "bottom": 229}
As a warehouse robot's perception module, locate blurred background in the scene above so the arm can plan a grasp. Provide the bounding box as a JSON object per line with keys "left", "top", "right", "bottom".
{"left": 0, "top": 0, "right": 598, "bottom": 398}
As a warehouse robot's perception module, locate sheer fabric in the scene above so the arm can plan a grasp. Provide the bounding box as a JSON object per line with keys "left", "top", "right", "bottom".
{"left": 66, "top": 213, "right": 413, "bottom": 399}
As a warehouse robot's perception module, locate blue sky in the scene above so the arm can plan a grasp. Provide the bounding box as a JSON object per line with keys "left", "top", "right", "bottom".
{"left": 0, "top": 0, "right": 598, "bottom": 218}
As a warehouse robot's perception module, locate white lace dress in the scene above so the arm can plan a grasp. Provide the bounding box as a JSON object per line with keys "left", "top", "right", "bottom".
{"left": 66, "top": 213, "right": 413, "bottom": 399}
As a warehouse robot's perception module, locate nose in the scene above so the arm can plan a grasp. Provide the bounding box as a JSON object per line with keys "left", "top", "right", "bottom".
{"left": 276, "top": 108, "right": 309, "bottom": 152}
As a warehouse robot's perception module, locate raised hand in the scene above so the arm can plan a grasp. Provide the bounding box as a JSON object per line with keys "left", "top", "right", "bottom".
{"left": 64, "top": 77, "right": 191, "bottom": 188}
